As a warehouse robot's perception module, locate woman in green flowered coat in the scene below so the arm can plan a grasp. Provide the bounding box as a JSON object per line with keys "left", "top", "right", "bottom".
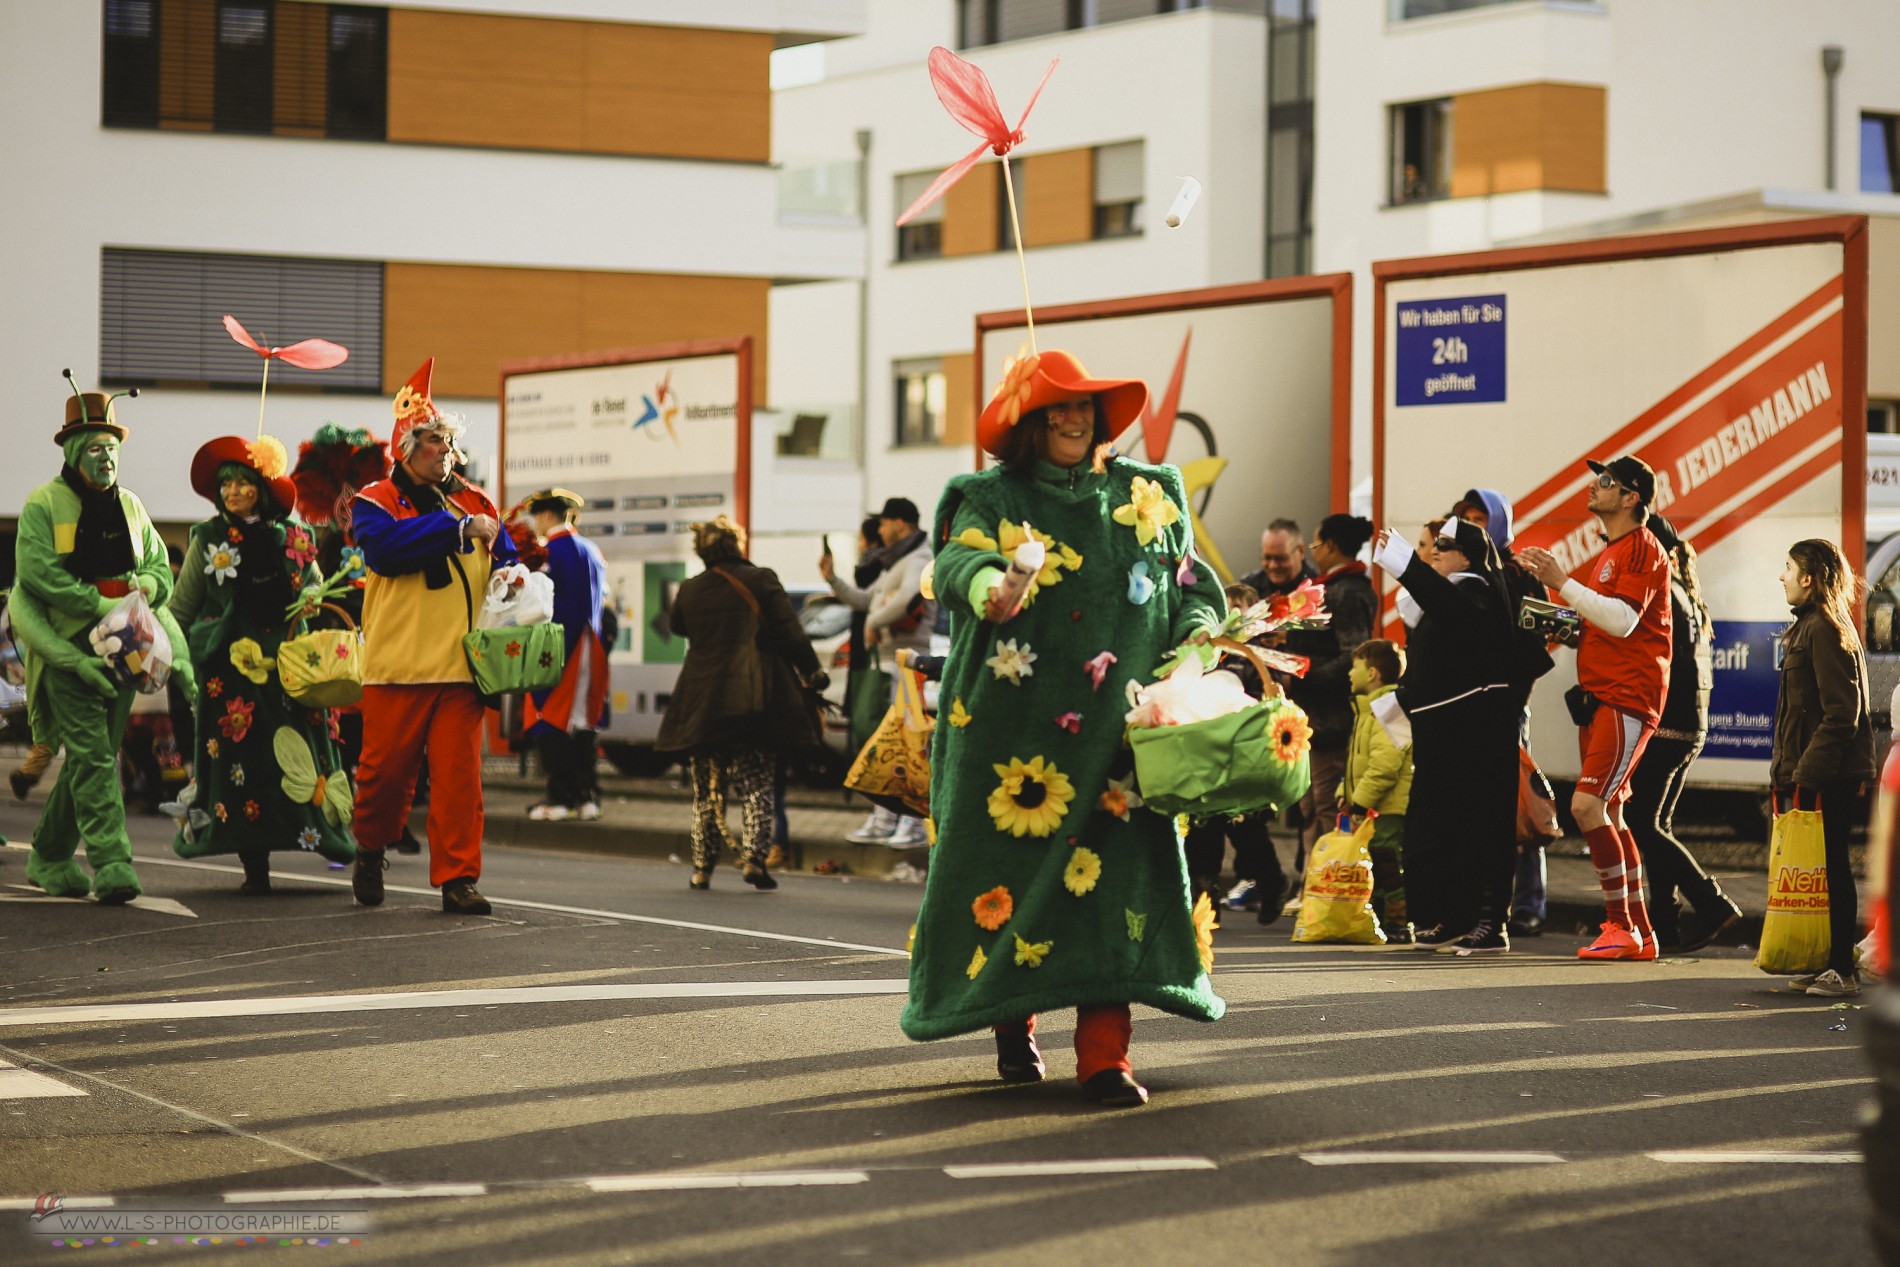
{"left": 168, "top": 436, "right": 358, "bottom": 891}
{"left": 902, "top": 348, "right": 1228, "bottom": 1107}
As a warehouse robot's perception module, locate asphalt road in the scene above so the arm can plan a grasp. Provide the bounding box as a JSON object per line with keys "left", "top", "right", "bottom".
{"left": 0, "top": 802, "right": 1882, "bottom": 1266}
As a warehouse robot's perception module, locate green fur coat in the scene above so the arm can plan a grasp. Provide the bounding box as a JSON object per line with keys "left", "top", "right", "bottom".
{"left": 901, "top": 456, "right": 1228, "bottom": 1041}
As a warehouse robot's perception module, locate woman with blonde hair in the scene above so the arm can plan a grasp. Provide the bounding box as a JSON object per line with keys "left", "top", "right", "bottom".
{"left": 1772, "top": 537, "right": 1877, "bottom": 997}
{"left": 655, "top": 515, "right": 824, "bottom": 890}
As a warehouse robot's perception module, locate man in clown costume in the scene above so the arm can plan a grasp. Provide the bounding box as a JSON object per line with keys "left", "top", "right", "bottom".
{"left": 348, "top": 359, "right": 524, "bottom": 915}
{"left": 14, "top": 376, "right": 173, "bottom": 903}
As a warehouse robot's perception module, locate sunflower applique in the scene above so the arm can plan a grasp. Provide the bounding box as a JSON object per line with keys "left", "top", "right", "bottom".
{"left": 987, "top": 756, "right": 1074, "bottom": 838}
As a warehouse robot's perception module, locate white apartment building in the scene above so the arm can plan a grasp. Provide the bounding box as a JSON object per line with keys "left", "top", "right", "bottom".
{"left": 774, "top": 0, "right": 1900, "bottom": 541}
{"left": 0, "top": 0, "right": 865, "bottom": 573}
{"left": 771, "top": 0, "right": 1271, "bottom": 532}
{"left": 1314, "top": 0, "right": 1900, "bottom": 483}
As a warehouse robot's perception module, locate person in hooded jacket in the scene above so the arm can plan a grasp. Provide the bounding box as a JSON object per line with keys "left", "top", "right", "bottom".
{"left": 1372, "top": 518, "right": 1522, "bottom": 954}
{"left": 1456, "top": 488, "right": 1559, "bottom": 937}
{"left": 1622, "top": 516, "right": 1740, "bottom": 952}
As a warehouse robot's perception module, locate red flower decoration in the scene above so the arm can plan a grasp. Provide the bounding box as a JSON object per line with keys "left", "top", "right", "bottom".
{"left": 505, "top": 640, "right": 523, "bottom": 659}
{"left": 895, "top": 47, "right": 1058, "bottom": 226}
{"left": 334, "top": 642, "right": 350, "bottom": 658}
{"left": 219, "top": 696, "right": 255, "bottom": 744}
{"left": 227, "top": 526, "right": 242, "bottom": 544}
{"left": 207, "top": 678, "right": 225, "bottom": 698}
{"left": 284, "top": 523, "right": 318, "bottom": 569}
{"left": 243, "top": 800, "right": 261, "bottom": 821}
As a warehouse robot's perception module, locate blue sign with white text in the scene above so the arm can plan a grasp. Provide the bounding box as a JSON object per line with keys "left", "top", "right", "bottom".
{"left": 1394, "top": 294, "right": 1507, "bottom": 406}
{"left": 1703, "top": 619, "right": 1784, "bottom": 761}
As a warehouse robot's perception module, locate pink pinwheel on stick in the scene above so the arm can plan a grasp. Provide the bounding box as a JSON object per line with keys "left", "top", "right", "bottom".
{"left": 897, "top": 47, "right": 1057, "bottom": 350}
{"left": 223, "top": 315, "right": 349, "bottom": 438}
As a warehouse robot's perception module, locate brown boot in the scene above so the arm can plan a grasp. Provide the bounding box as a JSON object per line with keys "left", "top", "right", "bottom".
{"left": 441, "top": 877, "right": 491, "bottom": 915}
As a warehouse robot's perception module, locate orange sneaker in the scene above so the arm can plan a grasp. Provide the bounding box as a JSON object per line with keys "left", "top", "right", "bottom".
{"left": 1578, "top": 923, "right": 1643, "bottom": 960}
{"left": 1629, "top": 932, "right": 1658, "bottom": 961}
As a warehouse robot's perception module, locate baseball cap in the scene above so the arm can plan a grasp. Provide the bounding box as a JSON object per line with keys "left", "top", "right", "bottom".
{"left": 1586, "top": 455, "right": 1656, "bottom": 506}
{"left": 874, "top": 497, "right": 921, "bottom": 523}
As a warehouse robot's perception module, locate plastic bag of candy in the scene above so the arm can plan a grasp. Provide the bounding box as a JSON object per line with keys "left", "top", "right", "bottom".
{"left": 88, "top": 590, "right": 173, "bottom": 694}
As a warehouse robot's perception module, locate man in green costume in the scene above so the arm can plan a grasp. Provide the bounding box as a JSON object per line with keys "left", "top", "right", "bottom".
{"left": 14, "top": 376, "right": 172, "bottom": 904}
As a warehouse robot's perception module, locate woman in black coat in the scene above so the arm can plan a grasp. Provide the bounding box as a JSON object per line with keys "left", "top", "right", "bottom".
{"left": 1373, "top": 517, "right": 1521, "bottom": 953}
{"left": 656, "top": 516, "right": 823, "bottom": 891}
{"left": 1771, "top": 537, "right": 1877, "bottom": 997}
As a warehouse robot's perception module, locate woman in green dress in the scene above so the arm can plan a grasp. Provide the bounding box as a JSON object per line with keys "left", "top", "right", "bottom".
{"left": 168, "top": 435, "right": 357, "bottom": 891}
{"left": 902, "top": 349, "right": 1230, "bottom": 1107}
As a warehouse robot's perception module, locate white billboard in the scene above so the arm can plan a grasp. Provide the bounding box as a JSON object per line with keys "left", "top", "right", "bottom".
{"left": 1375, "top": 219, "right": 1867, "bottom": 787}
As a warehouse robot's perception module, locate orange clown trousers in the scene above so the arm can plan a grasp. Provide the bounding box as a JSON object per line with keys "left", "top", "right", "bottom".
{"left": 352, "top": 683, "right": 487, "bottom": 888}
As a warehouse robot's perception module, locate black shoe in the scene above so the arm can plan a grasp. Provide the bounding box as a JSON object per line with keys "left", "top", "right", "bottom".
{"left": 9, "top": 770, "right": 36, "bottom": 802}
{"left": 1255, "top": 880, "right": 1289, "bottom": 926}
{"left": 237, "top": 878, "right": 272, "bottom": 896}
{"left": 1412, "top": 923, "right": 1458, "bottom": 950}
{"left": 393, "top": 828, "right": 422, "bottom": 856}
{"left": 1381, "top": 924, "right": 1415, "bottom": 946}
{"left": 441, "top": 878, "right": 491, "bottom": 915}
{"left": 1506, "top": 914, "right": 1544, "bottom": 938}
{"left": 742, "top": 865, "right": 778, "bottom": 891}
{"left": 352, "top": 848, "right": 387, "bottom": 907}
{"left": 238, "top": 854, "right": 271, "bottom": 895}
{"left": 995, "top": 1029, "right": 1045, "bottom": 1084}
{"left": 94, "top": 887, "right": 138, "bottom": 907}
{"left": 1676, "top": 899, "right": 1743, "bottom": 953}
{"left": 1081, "top": 1069, "right": 1149, "bottom": 1107}
{"left": 1440, "top": 921, "right": 1509, "bottom": 956}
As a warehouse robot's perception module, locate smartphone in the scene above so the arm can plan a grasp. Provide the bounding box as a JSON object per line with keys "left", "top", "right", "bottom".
{"left": 821, "top": 534, "right": 832, "bottom": 555}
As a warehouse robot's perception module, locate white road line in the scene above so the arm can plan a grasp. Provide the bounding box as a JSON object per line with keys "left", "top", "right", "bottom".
{"left": 1300, "top": 1151, "right": 1568, "bottom": 1166}
{"left": 127, "top": 852, "right": 909, "bottom": 957}
{"left": 0, "top": 1062, "right": 88, "bottom": 1099}
{"left": 222, "top": 1185, "right": 487, "bottom": 1202}
{"left": 944, "top": 1158, "right": 1216, "bottom": 1179}
{"left": 0, "top": 886, "right": 195, "bottom": 917}
{"left": 1646, "top": 1151, "right": 1861, "bottom": 1165}
{"left": 0, "top": 979, "right": 911, "bottom": 1030}
{"left": 585, "top": 1171, "right": 870, "bottom": 1192}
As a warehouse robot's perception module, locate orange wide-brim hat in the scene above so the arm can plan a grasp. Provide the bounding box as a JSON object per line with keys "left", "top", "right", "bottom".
{"left": 976, "top": 348, "right": 1148, "bottom": 458}
{"left": 191, "top": 435, "right": 298, "bottom": 518}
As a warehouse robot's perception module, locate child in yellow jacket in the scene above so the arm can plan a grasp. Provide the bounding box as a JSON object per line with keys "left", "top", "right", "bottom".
{"left": 1339, "top": 639, "right": 1413, "bottom": 942}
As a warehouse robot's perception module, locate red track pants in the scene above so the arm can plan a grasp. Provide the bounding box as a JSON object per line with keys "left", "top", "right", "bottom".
{"left": 997, "top": 1004, "right": 1133, "bottom": 1082}
{"left": 353, "top": 683, "right": 487, "bottom": 889}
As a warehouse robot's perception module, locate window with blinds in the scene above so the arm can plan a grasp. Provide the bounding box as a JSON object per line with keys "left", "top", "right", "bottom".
{"left": 1093, "top": 140, "right": 1143, "bottom": 238}
{"left": 101, "top": 248, "right": 384, "bottom": 391}
{"left": 100, "top": 0, "right": 387, "bottom": 140}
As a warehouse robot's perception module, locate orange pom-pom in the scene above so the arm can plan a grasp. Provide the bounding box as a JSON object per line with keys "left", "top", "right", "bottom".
{"left": 247, "top": 435, "right": 289, "bottom": 480}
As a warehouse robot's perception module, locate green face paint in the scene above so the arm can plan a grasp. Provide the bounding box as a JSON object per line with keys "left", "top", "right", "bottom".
{"left": 66, "top": 435, "right": 121, "bottom": 491}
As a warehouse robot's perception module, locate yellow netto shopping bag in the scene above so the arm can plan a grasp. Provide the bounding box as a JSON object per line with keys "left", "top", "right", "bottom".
{"left": 1754, "top": 799, "right": 1830, "bottom": 975}
{"left": 843, "top": 660, "right": 932, "bottom": 819}
{"left": 1292, "top": 814, "right": 1385, "bottom": 945}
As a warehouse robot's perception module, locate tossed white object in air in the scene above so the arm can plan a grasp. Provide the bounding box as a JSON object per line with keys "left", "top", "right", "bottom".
{"left": 1165, "top": 177, "right": 1202, "bottom": 228}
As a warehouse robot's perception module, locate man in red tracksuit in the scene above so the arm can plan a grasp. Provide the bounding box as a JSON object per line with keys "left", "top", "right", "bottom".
{"left": 348, "top": 359, "right": 524, "bottom": 915}
{"left": 1519, "top": 455, "right": 1672, "bottom": 961}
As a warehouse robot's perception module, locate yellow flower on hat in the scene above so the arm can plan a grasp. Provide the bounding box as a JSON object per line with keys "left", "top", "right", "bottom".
{"left": 1111, "top": 476, "right": 1181, "bottom": 548}
{"left": 245, "top": 435, "right": 289, "bottom": 480}
{"left": 990, "top": 346, "right": 1041, "bottom": 430}
{"left": 393, "top": 384, "right": 432, "bottom": 426}
{"left": 987, "top": 755, "right": 1073, "bottom": 838}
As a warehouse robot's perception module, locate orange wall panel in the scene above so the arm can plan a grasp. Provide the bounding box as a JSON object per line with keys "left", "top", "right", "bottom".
{"left": 941, "top": 352, "right": 976, "bottom": 448}
{"left": 384, "top": 264, "right": 769, "bottom": 402}
{"left": 273, "top": 1, "right": 328, "bottom": 136}
{"left": 1451, "top": 82, "right": 1606, "bottom": 198}
{"left": 386, "top": 9, "right": 768, "bottom": 162}
{"left": 1022, "top": 148, "right": 1094, "bottom": 247}
{"left": 943, "top": 162, "right": 999, "bottom": 257}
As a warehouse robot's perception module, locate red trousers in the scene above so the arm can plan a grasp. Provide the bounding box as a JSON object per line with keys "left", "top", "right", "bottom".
{"left": 999, "top": 1005, "right": 1133, "bottom": 1082}
{"left": 353, "top": 683, "right": 487, "bottom": 889}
